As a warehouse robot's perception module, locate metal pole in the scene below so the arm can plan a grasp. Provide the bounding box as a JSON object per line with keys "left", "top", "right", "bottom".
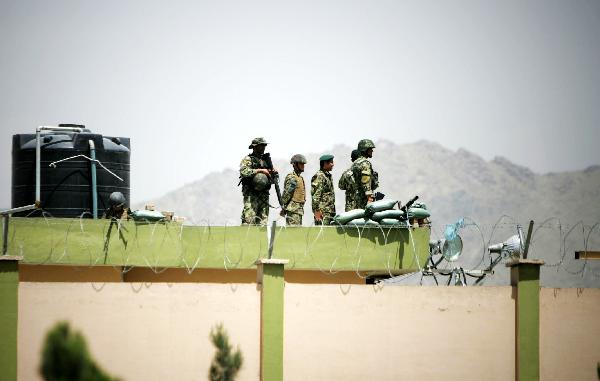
{"left": 2, "top": 215, "right": 8, "bottom": 255}
{"left": 268, "top": 220, "right": 276, "bottom": 259}
{"left": 35, "top": 129, "right": 41, "bottom": 206}
{"left": 89, "top": 140, "right": 98, "bottom": 219}
{"left": 35, "top": 125, "right": 84, "bottom": 209}
{"left": 523, "top": 220, "right": 534, "bottom": 259}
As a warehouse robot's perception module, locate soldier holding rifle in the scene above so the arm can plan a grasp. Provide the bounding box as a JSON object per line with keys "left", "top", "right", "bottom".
{"left": 239, "top": 137, "right": 279, "bottom": 225}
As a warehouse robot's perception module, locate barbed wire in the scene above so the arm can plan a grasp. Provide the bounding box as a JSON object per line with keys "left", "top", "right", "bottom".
{"left": 4, "top": 210, "right": 600, "bottom": 287}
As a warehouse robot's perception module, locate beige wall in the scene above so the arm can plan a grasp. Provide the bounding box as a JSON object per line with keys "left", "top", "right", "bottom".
{"left": 540, "top": 288, "right": 600, "bottom": 381}
{"left": 284, "top": 285, "right": 516, "bottom": 381}
{"left": 18, "top": 282, "right": 260, "bottom": 381}
{"left": 18, "top": 282, "right": 600, "bottom": 381}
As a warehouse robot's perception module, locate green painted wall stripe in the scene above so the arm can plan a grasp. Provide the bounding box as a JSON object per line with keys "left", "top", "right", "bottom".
{"left": 6, "top": 217, "right": 429, "bottom": 272}
{"left": 515, "top": 263, "right": 541, "bottom": 381}
{"left": 261, "top": 263, "right": 285, "bottom": 381}
{"left": 0, "top": 260, "right": 19, "bottom": 381}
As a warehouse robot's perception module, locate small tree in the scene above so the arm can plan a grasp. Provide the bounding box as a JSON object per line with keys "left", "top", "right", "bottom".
{"left": 209, "top": 323, "right": 243, "bottom": 381}
{"left": 40, "top": 321, "right": 120, "bottom": 381}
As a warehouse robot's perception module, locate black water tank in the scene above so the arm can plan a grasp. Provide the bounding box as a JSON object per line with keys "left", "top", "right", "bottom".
{"left": 12, "top": 126, "right": 131, "bottom": 217}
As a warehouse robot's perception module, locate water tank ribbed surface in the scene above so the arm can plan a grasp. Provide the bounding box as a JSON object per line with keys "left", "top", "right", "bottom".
{"left": 12, "top": 130, "right": 131, "bottom": 217}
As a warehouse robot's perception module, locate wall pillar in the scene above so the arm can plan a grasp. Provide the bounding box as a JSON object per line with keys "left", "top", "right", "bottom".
{"left": 0, "top": 256, "right": 21, "bottom": 381}
{"left": 507, "top": 259, "right": 544, "bottom": 381}
{"left": 256, "top": 258, "right": 288, "bottom": 381}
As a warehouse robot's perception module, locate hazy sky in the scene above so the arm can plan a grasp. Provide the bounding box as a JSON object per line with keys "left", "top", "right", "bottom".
{"left": 1, "top": 0, "right": 599, "bottom": 207}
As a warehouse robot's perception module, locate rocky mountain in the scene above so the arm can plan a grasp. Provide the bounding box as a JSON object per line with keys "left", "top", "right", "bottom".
{"left": 139, "top": 139, "right": 600, "bottom": 226}
{"left": 136, "top": 140, "right": 600, "bottom": 287}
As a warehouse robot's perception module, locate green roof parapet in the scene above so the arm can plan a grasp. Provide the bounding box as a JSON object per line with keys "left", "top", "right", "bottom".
{"left": 4, "top": 218, "right": 430, "bottom": 273}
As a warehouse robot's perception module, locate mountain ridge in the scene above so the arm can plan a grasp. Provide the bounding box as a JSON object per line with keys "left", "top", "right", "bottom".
{"left": 135, "top": 139, "right": 600, "bottom": 229}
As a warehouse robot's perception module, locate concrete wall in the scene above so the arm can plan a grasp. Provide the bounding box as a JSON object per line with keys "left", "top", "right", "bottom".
{"left": 540, "top": 288, "right": 600, "bottom": 381}
{"left": 284, "top": 284, "right": 516, "bottom": 381}
{"left": 17, "top": 282, "right": 600, "bottom": 381}
{"left": 18, "top": 282, "right": 260, "bottom": 381}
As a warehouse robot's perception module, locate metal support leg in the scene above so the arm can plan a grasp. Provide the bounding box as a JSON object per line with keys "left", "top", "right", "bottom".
{"left": 2, "top": 214, "right": 8, "bottom": 255}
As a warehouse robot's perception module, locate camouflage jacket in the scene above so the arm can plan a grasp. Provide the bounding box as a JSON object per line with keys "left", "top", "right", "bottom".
{"left": 282, "top": 171, "right": 306, "bottom": 215}
{"left": 338, "top": 167, "right": 357, "bottom": 211}
{"left": 338, "top": 167, "right": 355, "bottom": 192}
{"left": 239, "top": 153, "right": 269, "bottom": 195}
{"left": 352, "top": 156, "right": 378, "bottom": 197}
{"left": 311, "top": 170, "right": 335, "bottom": 214}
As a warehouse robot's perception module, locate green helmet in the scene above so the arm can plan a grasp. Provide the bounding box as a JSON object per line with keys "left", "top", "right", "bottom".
{"left": 109, "top": 191, "right": 126, "bottom": 207}
{"left": 290, "top": 154, "right": 307, "bottom": 164}
{"left": 248, "top": 137, "right": 268, "bottom": 149}
{"left": 252, "top": 172, "right": 271, "bottom": 191}
{"left": 357, "top": 139, "right": 375, "bottom": 152}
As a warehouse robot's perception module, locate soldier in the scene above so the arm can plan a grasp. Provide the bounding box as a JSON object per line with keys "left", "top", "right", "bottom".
{"left": 103, "top": 191, "right": 130, "bottom": 219}
{"left": 338, "top": 149, "right": 360, "bottom": 211}
{"left": 352, "top": 139, "right": 379, "bottom": 209}
{"left": 281, "top": 154, "right": 307, "bottom": 226}
{"left": 311, "top": 154, "right": 335, "bottom": 225}
{"left": 239, "top": 137, "right": 275, "bottom": 225}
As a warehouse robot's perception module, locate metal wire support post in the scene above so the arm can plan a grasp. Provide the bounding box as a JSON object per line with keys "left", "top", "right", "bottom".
{"left": 2, "top": 214, "right": 8, "bottom": 255}
{"left": 523, "top": 220, "right": 534, "bottom": 259}
{"left": 268, "top": 220, "right": 277, "bottom": 259}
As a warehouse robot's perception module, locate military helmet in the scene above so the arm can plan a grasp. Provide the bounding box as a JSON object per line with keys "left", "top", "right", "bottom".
{"left": 290, "top": 154, "right": 307, "bottom": 164}
{"left": 252, "top": 172, "right": 271, "bottom": 191}
{"left": 357, "top": 139, "right": 375, "bottom": 152}
{"left": 248, "top": 137, "right": 268, "bottom": 149}
{"left": 351, "top": 149, "right": 359, "bottom": 162}
{"left": 109, "top": 191, "right": 126, "bottom": 207}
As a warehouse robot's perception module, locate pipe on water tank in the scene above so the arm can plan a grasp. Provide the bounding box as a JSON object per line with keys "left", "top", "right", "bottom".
{"left": 35, "top": 125, "right": 84, "bottom": 207}
{"left": 89, "top": 140, "right": 98, "bottom": 219}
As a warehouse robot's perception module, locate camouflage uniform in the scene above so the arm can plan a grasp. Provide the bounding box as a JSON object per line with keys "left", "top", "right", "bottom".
{"left": 338, "top": 168, "right": 357, "bottom": 212}
{"left": 311, "top": 170, "right": 336, "bottom": 225}
{"left": 282, "top": 171, "right": 306, "bottom": 226}
{"left": 239, "top": 152, "right": 270, "bottom": 225}
{"left": 352, "top": 140, "right": 378, "bottom": 209}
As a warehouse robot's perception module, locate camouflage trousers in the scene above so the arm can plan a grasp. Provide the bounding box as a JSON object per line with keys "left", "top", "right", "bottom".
{"left": 286, "top": 212, "right": 303, "bottom": 226}
{"left": 314, "top": 212, "right": 334, "bottom": 226}
{"left": 345, "top": 191, "right": 357, "bottom": 212}
{"left": 354, "top": 194, "right": 369, "bottom": 210}
{"left": 241, "top": 192, "right": 269, "bottom": 225}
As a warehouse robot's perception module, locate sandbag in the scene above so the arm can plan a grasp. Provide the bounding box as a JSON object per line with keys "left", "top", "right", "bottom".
{"left": 130, "top": 210, "right": 165, "bottom": 222}
{"left": 379, "top": 219, "right": 410, "bottom": 227}
{"left": 346, "top": 218, "right": 379, "bottom": 226}
{"left": 407, "top": 207, "right": 430, "bottom": 219}
{"left": 333, "top": 209, "right": 366, "bottom": 224}
{"left": 365, "top": 199, "right": 398, "bottom": 213}
{"left": 371, "top": 209, "right": 404, "bottom": 221}
{"left": 412, "top": 201, "right": 428, "bottom": 210}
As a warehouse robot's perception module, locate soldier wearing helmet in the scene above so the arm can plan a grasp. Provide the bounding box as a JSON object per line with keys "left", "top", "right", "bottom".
{"left": 103, "top": 191, "right": 130, "bottom": 219}
{"left": 338, "top": 149, "right": 360, "bottom": 211}
{"left": 239, "top": 137, "right": 276, "bottom": 225}
{"left": 351, "top": 139, "right": 379, "bottom": 209}
{"left": 311, "top": 154, "right": 336, "bottom": 225}
{"left": 280, "top": 154, "right": 307, "bottom": 226}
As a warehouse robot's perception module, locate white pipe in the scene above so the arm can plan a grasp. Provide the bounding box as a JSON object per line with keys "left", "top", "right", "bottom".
{"left": 34, "top": 125, "right": 83, "bottom": 207}
{"left": 35, "top": 129, "right": 40, "bottom": 205}
{"left": 89, "top": 140, "right": 98, "bottom": 219}
{"left": 0, "top": 204, "right": 36, "bottom": 216}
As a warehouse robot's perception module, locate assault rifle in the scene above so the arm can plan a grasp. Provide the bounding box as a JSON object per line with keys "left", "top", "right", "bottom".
{"left": 263, "top": 153, "right": 284, "bottom": 211}
{"left": 398, "top": 195, "right": 419, "bottom": 215}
